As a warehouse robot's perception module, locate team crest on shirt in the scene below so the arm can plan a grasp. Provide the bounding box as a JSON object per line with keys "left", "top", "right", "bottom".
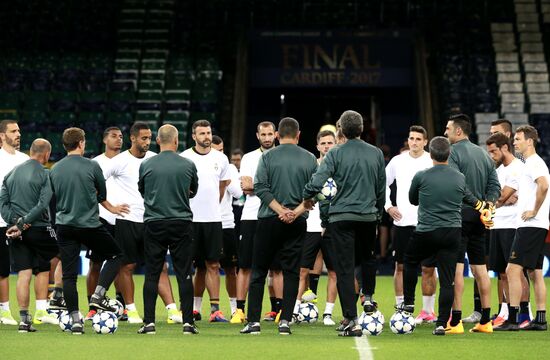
{"left": 214, "top": 162, "right": 219, "bottom": 171}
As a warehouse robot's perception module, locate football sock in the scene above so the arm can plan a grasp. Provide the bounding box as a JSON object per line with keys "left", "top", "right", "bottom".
{"left": 70, "top": 310, "right": 80, "bottom": 324}
{"left": 395, "top": 296, "right": 404, "bottom": 306}
{"left": 52, "top": 287, "right": 63, "bottom": 300}
{"left": 422, "top": 295, "right": 433, "bottom": 312}
{"left": 498, "top": 303, "right": 502, "bottom": 314}
{"left": 166, "top": 303, "right": 177, "bottom": 310}
{"left": 126, "top": 303, "right": 137, "bottom": 311}
{"left": 269, "top": 297, "right": 277, "bottom": 312}
{"left": 35, "top": 299, "right": 48, "bottom": 311}
{"left": 450, "top": 310, "right": 462, "bottom": 326}
{"left": 210, "top": 299, "right": 220, "bottom": 313}
{"left": 193, "top": 297, "right": 202, "bottom": 312}
{"left": 309, "top": 274, "right": 320, "bottom": 294}
{"left": 274, "top": 298, "right": 283, "bottom": 313}
{"left": 92, "top": 285, "right": 107, "bottom": 298}
{"left": 480, "top": 308, "right": 491, "bottom": 325}
{"left": 0, "top": 302, "right": 10, "bottom": 311}
{"left": 535, "top": 310, "right": 546, "bottom": 323}
{"left": 20, "top": 310, "right": 31, "bottom": 324}
{"left": 473, "top": 288, "right": 481, "bottom": 313}
{"left": 498, "top": 303, "right": 509, "bottom": 319}
{"left": 237, "top": 300, "right": 245, "bottom": 311}
{"left": 324, "top": 302, "right": 335, "bottom": 315}
{"left": 293, "top": 300, "right": 301, "bottom": 314}
{"left": 509, "top": 306, "right": 519, "bottom": 324}
{"left": 229, "top": 297, "right": 237, "bottom": 315}
{"left": 520, "top": 301, "right": 529, "bottom": 315}
{"left": 116, "top": 292, "right": 126, "bottom": 307}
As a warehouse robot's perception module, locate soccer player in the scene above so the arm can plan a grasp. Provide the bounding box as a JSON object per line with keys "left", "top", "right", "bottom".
{"left": 303, "top": 110, "right": 386, "bottom": 337}
{"left": 230, "top": 121, "right": 277, "bottom": 324}
{"left": 240, "top": 117, "right": 317, "bottom": 335}
{"left": 50, "top": 127, "right": 129, "bottom": 334}
{"left": 230, "top": 148, "right": 243, "bottom": 171}
{"left": 181, "top": 120, "right": 230, "bottom": 322}
{"left": 444, "top": 114, "right": 500, "bottom": 334}
{"left": 137, "top": 124, "right": 199, "bottom": 335}
{"left": 497, "top": 125, "right": 549, "bottom": 331}
{"left": 398, "top": 136, "right": 487, "bottom": 336}
{"left": 385, "top": 126, "right": 437, "bottom": 324}
{"left": 0, "top": 119, "right": 29, "bottom": 325}
{"left": 0, "top": 139, "right": 59, "bottom": 331}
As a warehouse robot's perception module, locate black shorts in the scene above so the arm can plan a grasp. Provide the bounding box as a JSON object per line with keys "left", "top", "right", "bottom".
{"left": 220, "top": 228, "right": 238, "bottom": 269}
{"left": 0, "top": 227, "right": 9, "bottom": 277}
{"left": 238, "top": 220, "right": 257, "bottom": 269}
{"left": 457, "top": 217, "right": 486, "bottom": 265}
{"left": 393, "top": 226, "right": 437, "bottom": 267}
{"left": 115, "top": 219, "right": 145, "bottom": 265}
{"left": 489, "top": 228, "right": 516, "bottom": 273}
{"left": 380, "top": 210, "right": 393, "bottom": 227}
{"left": 300, "top": 231, "right": 334, "bottom": 270}
{"left": 192, "top": 222, "right": 223, "bottom": 263}
{"left": 86, "top": 217, "right": 116, "bottom": 262}
{"left": 9, "top": 226, "right": 59, "bottom": 273}
{"left": 509, "top": 227, "right": 548, "bottom": 270}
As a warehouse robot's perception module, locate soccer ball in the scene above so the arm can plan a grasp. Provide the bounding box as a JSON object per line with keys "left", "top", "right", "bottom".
{"left": 297, "top": 303, "right": 319, "bottom": 324}
{"left": 58, "top": 311, "right": 72, "bottom": 332}
{"left": 316, "top": 178, "right": 337, "bottom": 201}
{"left": 92, "top": 311, "right": 118, "bottom": 334}
{"left": 47, "top": 308, "right": 63, "bottom": 320}
{"left": 358, "top": 311, "right": 384, "bottom": 336}
{"left": 389, "top": 312, "right": 416, "bottom": 334}
{"left": 108, "top": 299, "right": 124, "bottom": 319}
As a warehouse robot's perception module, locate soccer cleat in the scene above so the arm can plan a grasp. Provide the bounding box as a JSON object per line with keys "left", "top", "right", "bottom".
{"left": 209, "top": 310, "right": 229, "bottom": 322}
{"left": 519, "top": 320, "right": 530, "bottom": 328}
{"left": 363, "top": 300, "right": 378, "bottom": 314}
{"left": 462, "top": 311, "right": 481, "bottom": 323}
{"left": 34, "top": 309, "right": 59, "bottom": 325}
{"left": 263, "top": 311, "right": 277, "bottom": 322}
{"left": 336, "top": 319, "right": 349, "bottom": 332}
{"left": 240, "top": 322, "right": 261, "bottom": 334}
{"left": 492, "top": 316, "right": 506, "bottom": 328}
{"left": 230, "top": 309, "right": 246, "bottom": 324}
{"left": 70, "top": 322, "right": 84, "bottom": 335}
{"left": 289, "top": 313, "right": 300, "bottom": 325}
{"left": 274, "top": 310, "right": 282, "bottom": 323}
{"left": 183, "top": 322, "right": 199, "bottom": 335}
{"left": 432, "top": 326, "right": 446, "bottom": 336}
{"left": 519, "top": 321, "right": 547, "bottom": 331}
{"left": 120, "top": 309, "right": 128, "bottom": 321}
{"left": 395, "top": 303, "right": 414, "bottom": 316}
{"left": 469, "top": 322, "right": 493, "bottom": 333}
{"left": 493, "top": 321, "right": 519, "bottom": 331}
{"left": 167, "top": 309, "right": 183, "bottom": 324}
{"left": 278, "top": 322, "right": 292, "bottom": 335}
{"left": 18, "top": 322, "right": 37, "bottom": 333}
{"left": 193, "top": 310, "right": 202, "bottom": 322}
{"left": 0, "top": 310, "right": 18, "bottom": 325}
{"left": 518, "top": 313, "right": 531, "bottom": 324}
{"left": 415, "top": 310, "right": 436, "bottom": 325}
{"left": 338, "top": 323, "right": 362, "bottom": 337}
{"left": 127, "top": 310, "right": 144, "bottom": 324}
{"left": 323, "top": 314, "right": 336, "bottom": 326}
{"left": 445, "top": 320, "right": 464, "bottom": 334}
{"left": 89, "top": 295, "right": 117, "bottom": 312}
{"left": 301, "top": 289, "right": 317, "bottom": 303}
{"left": 48, "top": 297, "right": 67, "bottom": 310}
{"left": 84, "top": 309, "right": 97, "bottom": 321}
{"left": 137, "top": 323, "right": 156, "bottom": 335}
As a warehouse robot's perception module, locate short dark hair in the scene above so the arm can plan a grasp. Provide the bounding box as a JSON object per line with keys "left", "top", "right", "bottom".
{"left": 62, "top": 127, "right": 85, "bottom": 151}
{"left": 340, "top": 110, "right": 363, "bottom": 138}
{"left": 103, "top": 126, "right": 121, "bottom": 139}
{"left": 130, "top": 122, "right": 150, "bottom": 137}
{"left": 0, "top": 119, "right": 17, "bottom": 133}
{"left": 491, "top": 119, "right": 512, "bottom": 134}
{"left": 231, "top": 148, "right": 243, "bottom": 157}
{"left": 448, "top": 113, "right": 472, "bottom": 136}
{"left": 429, "top": 136, "right": 450, "bottom": 162}
{"left": 212, "top": 135, "right": 223, "bottom": 145}
{"left": 316, "top": 130, "right": 336, "bottom": 143}
{"left": 486, "top": 132, "right": 512, "bottom": 151}
{"left": 192, "top": 120, "right": 211, "bottom": 133}
{"left": 30, "top": 139, "right": 51, "bottom": 155}
{"left": 516, "top": 125, "right": 539, "bottom": 145}
{"left": 257, "top": 121, "right": 276, "bottom": 133}
{"left": 278, "top": 117, "right": 299, "bottom": 138}
{"left": 409, "top": 125, "right": 427, "bottom": 139}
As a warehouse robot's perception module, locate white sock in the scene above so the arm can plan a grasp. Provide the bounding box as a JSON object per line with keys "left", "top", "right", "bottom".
{"left": 498, "top": 303, "right": 509, "bottom": 320}
{"left": 324, "top": 302, "right": 335, "bottom": 315}
{"left": 395, "top": 295, "right": 404, "bottom": 306}
{"left": 0, "top": 302, "right": 10, "bottom": 311}
{"left": 193, "top": 297, "right": 202, "bottom": 312}
{"left": 165, "top": 303, "right": 177, "bottom": 311}
{"left": 293, "top": 300, "right": 301, "bottom": 314}
{"left": 229, "top": 297, "right": 237, "bottom": 315}
{"left": 126, "top": 303, "right": 137, "bottom": 311}
{"left": 422, "top": 295, "right": 435, "bottom": 313}
{"left": 35, "top": 299, "right": 48, "bottom": 311}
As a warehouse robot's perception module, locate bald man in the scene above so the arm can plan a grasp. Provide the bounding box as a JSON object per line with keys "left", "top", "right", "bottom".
{"left": 0, "top": 139, "right": 60, "bottom": 332}
{"left": 138, "top": 125, "right": 199, "bottom": 335}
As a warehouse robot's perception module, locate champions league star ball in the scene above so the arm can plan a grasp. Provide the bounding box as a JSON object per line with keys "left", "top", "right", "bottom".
{"left": 58, "top": 311, "right": 72, "bottom": 332}
{"left": 92, "top": 311, "right": 118, "bottom": 334}
{"left": 297, "top": 303, "right": 319, "bottom": 324}
{"left": 389, "top": 312, "right": 416, "bottom": 334}
{"left": 108, "top": 299, "right": 124, "bottom": 319}
{"left": 358, "top": 311, "right": 384, "bottom": 336}
{"left": 316, "top": 178, "right": 337, "bottom": 201}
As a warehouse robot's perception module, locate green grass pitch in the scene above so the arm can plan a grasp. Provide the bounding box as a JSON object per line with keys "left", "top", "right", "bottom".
{"left": 1, "top": 275, "right": 549, "bottom": 359}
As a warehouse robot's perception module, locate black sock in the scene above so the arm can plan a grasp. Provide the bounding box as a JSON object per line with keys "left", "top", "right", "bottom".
{"left": 308, "top": 274, "right": 320, "bottom": 294}
{"left": 270, "top": 297, "right": 277, "bottom": 312}
{"left": 210, "top": 299, "right": 220, "bottom": 313}
{"left": 535, "top": 310, "right": 546, "bottom": 324}
{"left": 480, "top": 308, "right": 491, "bottom": 325}
{"left": 450, "top": 310, "right": 462, "bottom": 327}
{"left": 274, "top": 298, "right": 283, "bottom": 313}
{"left": 116, "top": 292, "right": 125, "bottom": 307}
{"left": 509, "top": 306, "right": 519, "bottom": 324}
{"left": 498, "top": 303, "right": 502, "bottom": 314}
{"left": 53, "top": 287, "right": 63, "bottom": 299}
{"left": 237, "top": 300, "right": 245, "bottom": 311}
{"left": 520, "top": 301, "right": 529, "bottom": 315}
{"left": 19, "top": 310, "right": 31, "bottom": 324}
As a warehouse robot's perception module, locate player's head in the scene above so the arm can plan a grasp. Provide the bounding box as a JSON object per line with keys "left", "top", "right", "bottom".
{"left": 316, "top": 130, "right": 336, "bottom": 157}
{"left": 30, "top": 138, "right": 52, "bottom": 164}
{"left": 445, "top": 113, "right": 471, "bottom": 143}
{"left": 212, "top": 134, "right": 224, "bottom": 152}
{"left": 486, "top": 132, "right": 513, "bottom": 167}
{"left": 231, "top": 148, "right": 243, "bottom": 170}
{"left": 514, "top": 125, "right": 539, "bottom": 155}
{"left": 490, "top": 119, "right": 513, "bottom": 138}
{"left": 339, "top": 110, "right": 363, "bottom": 139}
{"left": 102, "top": 126, "right": 123, "bottom": 152}
{"left": 130, "top": 122, "right": 152, "bottom": 154}
{"left": 256, "top": 121, "right": 276, "bottom": 150}
{"left": 408, "top": 125, "right": 428, "bottom": 154}
{"left": 62, "top": 127, "right": 86, "bottom": 155}
{"left": 192, "top": 120, "right": 212, "bottom": 149}
{"left": 0, "top": 119, "right": 21, "bottom": 151}
{"left": 157, "top": 124, "right": 178, "bottom": 150}
{"left": 429, "top": 136, "right": 451, "bottom": 163}
{"left": 277, "top": 117, "right": 300, "bottom": 141}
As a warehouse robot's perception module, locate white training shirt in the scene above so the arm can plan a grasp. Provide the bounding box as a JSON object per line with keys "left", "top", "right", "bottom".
{"left": 240, "top": 148, "right": 264, "bottom": 221}
{"left": 103, "top": 150, "right": 156, "bottom": 223}
{"left": 516, "top": 154, "right": 550, "bottom": 229}
{"left": 493, "top": 158, "right": 523, "bottom": 229}
{"left": 384, "top": 151, "right": 432, "bottom": 227}
{"left": 0, "top": 148, "right": 30, "bottom": 226}
{"left": 306, "top": 203, "right": 323, "bottom": 233}
{"left": 181, "top": 147, "right": 230, "bottom": 222}
{"left": 93, "top": 153, "right": 118, "bottom": 225}
{"left": 221, "top": 164, "right": 243, "bottom": 229}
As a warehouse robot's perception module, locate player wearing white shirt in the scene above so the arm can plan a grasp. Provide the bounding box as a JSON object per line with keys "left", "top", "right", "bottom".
{"left": 499, "top": 126, "right": 549, "bottom": 331}
{"left": 0, "top": 120, "right": 30, "bottom": 325}
{"left": 385, "top": 126, "right": 437, "bottom": 324}
{"left": 181, "top": 120, "right": 230, "bottom": 322}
